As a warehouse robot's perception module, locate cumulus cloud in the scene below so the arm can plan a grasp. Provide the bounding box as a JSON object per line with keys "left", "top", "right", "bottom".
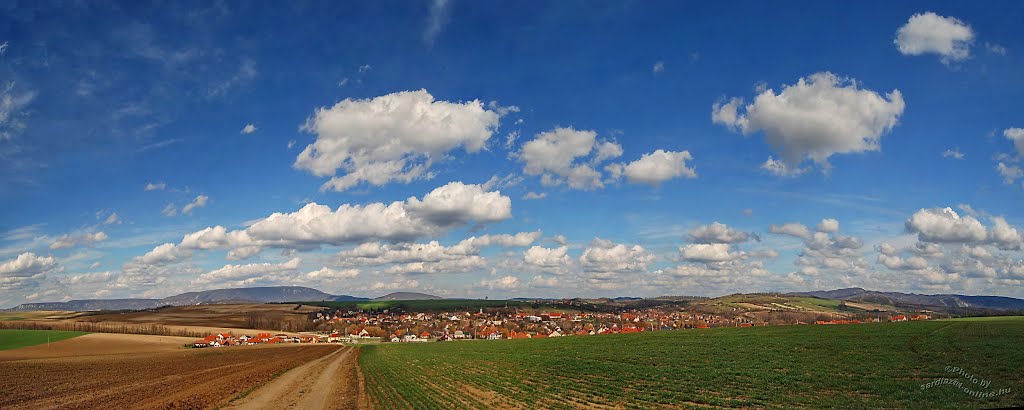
{"left": 615, "top": 149, "right": 697, "bottom": 186}
{"left": 144, "top": 182, "right": 166, "bottom": 191}
{"left": 517, "top": 127, "right": 622, "bottom": 190}
{"left": 760, "top": 156, "right": 807, "bottom": 177}
{"left": 768, "top": 223, "right": 812, "bottom": 240}
{"left": 580, "top": 238, "right": 653, "bottom": 274}
{"left": 894, "top": 12, "right": 975, "bottom": 63}
{"left": 50, "top": 231, "right": 108, "bottom": 250}
{"left": 688, "top": 222, "right": 749, "bottom": 244}
{"left": 480, "top": 275, "right": 519, "bottom": 290}
{"left": 241, "top": 123, "right": 257, "bottom": 134}
{"left": 522, "top": 191, "right": 547, "bottom": 200}
{"left": 997, "top": 163, "right": 1023, "bottom": 185}
{"left": 181, "top": 195, "right": 208, "bottom": 215}
{"left": 905, "top": 207, "right": 987, "bottom": 243}
{"left": 333, "top": 231, "right": 536, "bottom": 275}
{"left": 295, "top": 90, "right": 500, "bottom": 192}
{"left": 1, "top": 252, "right": 58, "bottom": 290}
{"left": 306, "top": 267, "right": 360, "bottom": 280}
{"left": 878, "top": 253, "right": 930, "bottom": 271}
{"left": 680, "top": 243, "right": 744, "bottom": 263}
{"left": 128, "top": 182, "right": 512, "bottom": 268}
{"left": 523, "top": 245, "right": 572, "bottom": 271}
{"left": 989, "top": 216, "right": 1023, "bottom": 250}
{"left": 712, "top": 72, "right": 905, "bottom": 172}
{"left": 528, "top": 275, "right": 558, "bottom": 288}
{"left": 1005, "top": 128, "right": 1024, "bottom": 157}
{"left": 383, "top": 257, "right": 486, "bottom": 275}
{"left": 816, "top": 218, "right": 840, "bottom": 233}
{"left": 194, "top": 257, "right": 301, "bottom": 285}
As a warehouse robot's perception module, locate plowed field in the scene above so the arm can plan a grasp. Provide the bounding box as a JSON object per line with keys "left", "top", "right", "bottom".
{"left": 0, "top": 343, "right": 341, "bottom": 409}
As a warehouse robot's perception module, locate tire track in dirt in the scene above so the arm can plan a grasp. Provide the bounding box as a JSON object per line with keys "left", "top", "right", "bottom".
{"left": 226, "top": 345, "right": 368, "bottom": 409}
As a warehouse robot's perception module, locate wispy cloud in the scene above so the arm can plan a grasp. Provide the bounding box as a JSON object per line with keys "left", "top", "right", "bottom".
{"left": 423, "top": 0, "right": 451, "bottom": 47}
{"left": 136, "top": 138, "right": 184, "bottom": 153}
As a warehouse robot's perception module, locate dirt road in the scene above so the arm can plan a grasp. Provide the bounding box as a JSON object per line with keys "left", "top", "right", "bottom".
{"left": 226, "top": 345, "right": 368, "bottom": 409}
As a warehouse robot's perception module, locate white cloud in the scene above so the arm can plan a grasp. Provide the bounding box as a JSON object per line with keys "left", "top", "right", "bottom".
{"left": 144, "top": 182, "right": 166, "bottom": 191}
{"left": 487, "top": 101, "right": 520, "bottom": 117}
{"left": 680, "top": 243, "right": 744, "bottom": 262}
{"left": 384, "top": 257, "right": 486, "bottom": 275}
{"left": 104, "top": 212, "right": 121, "bottom": 225}
{"left": 1, "top": 252, "right": 58, "bottom": 290}
{"left": 816, "top": 218, "right": 840, "bottom": 233}
{"left": 712, "top": 72, "right": 904, "bottom": 171}
{"left": 878, "top": 253, "right": 929, "bottom": 271}
{"left": 241, "top": 123, "right": 257, "bottom": 134}
{"left": 997, "top": 163, "right": 1022, "bottom": 185}
{"left": 652, "top": 61, "right": 665, "bottom": 75}
{"left": 194, "top": 257, "right": 301, "bottom": 285}
{"left": 523, "top": 245, "right": 571, "bottom": 271}
{"left": 161, "top": 203, "right": 178, "bottom": 217}
{"left": 0, "top": 81, "right": 37, "bottom": 141}
{"left": 50, "top": 231, "right": 108, "bottom": 250}
{"left": 768, "top": 223, "right": 812, "bottom": 240}
{"left": 617, "top": 149, "right": 697, "bottom": 186}
{"left": 593, "top": 141, "right": 624, "bottom": 164}
{"left": 941, "top": 148, "right": 964, "bottom": 160}
{"left": 522, "top": 191, "right": 547, "bottom": 200}
{"left": 181, "top": 195, "right": 208, "bottom": 214}
{"left": 528, "top": 275, "right": 558, "bottom": 288}
{"left": 905, "top": 207, "right": 987, "bottom": 243}
{"left": 306, "top": 267, "right": 359, "bottom": 280}
{"left": 760, "top": 156, "right": 807, "bottom": 177}
{"left": 580, "top": 239, "right": 653, "bottom": 274}
{"left": 295, "top": 89, "right": 500, "bottom": 192}
{"left": 688, "top": 222, "right": 749, "bottom": 244}
{"left": 129, "top": 182, "right": 512, "bottom": 268}
{"left": 480, "top": 275, "right": 519, "bottom": 290}
{"left": 1004, "top": 128, "right": 1024, "bottom": 157}
{"left": 989, "top": 216, "right": 1023, "bottom": 250}
{"left": 894, "top": 12, "right": 975, "bottom": 63}
{"left": 518, "top": 127, "right": 622, "bottom": 190}
{"left": 985, "top": 43, "right": 1008, "bottom": 56}
{"left": 423, "top": 0, "right": 451, "bottom": 46}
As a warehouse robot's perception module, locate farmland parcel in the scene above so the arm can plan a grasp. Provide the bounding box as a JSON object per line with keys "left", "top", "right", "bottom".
{"left": 359, "top": 317, "right": 1024, "bottom": 409}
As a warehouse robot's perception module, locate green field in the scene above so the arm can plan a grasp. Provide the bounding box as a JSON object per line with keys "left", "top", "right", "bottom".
{"left": 359, "top": 318, "right": 1024, "bottom": 409}
{"left": 296, "top": 299, "right": 536, "bottom": 312}
{"left": 0, "top": 329, "right": 88, "bottom": 351}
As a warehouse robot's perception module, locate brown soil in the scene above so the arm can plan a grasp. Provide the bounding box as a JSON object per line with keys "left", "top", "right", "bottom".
{"left": 79, "top": 303, "right": 323, "bottom": 328}
{"left": 0, "top": 344, "right": 340, "bottom": 409}
{"left": 0, "top": 333, "right": 195, "bottom": 361}
{"left": 225, "top": 345, "right": 368, "bottom": 409}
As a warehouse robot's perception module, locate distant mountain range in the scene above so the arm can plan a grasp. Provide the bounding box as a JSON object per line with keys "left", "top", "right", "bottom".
{"left": 789, "top": 288, "right": 1024, "bottom": 312}
{"left": 6, "top": 285, "right": 1022, "bottom": 313}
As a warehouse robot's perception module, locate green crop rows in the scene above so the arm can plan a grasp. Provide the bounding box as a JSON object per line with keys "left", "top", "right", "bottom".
{"left": 359, "top": 317, "right": 1024, "bottom": 409}
{"left": 0, "top": 329, "right": 88, "bottom": 351}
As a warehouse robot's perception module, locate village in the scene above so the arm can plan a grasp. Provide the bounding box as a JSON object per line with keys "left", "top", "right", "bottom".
{"left": 190, "top": 306, "right": 932, "bottom": 348}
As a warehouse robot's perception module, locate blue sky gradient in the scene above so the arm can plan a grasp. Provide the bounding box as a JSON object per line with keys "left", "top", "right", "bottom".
{"left": 1, "top": 1, "right": 1022, "bottom": 306}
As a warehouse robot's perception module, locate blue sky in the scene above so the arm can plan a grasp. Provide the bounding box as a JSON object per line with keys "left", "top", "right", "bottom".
{"left": 1, "top": 1, "right": 1023, "bottom": 306}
